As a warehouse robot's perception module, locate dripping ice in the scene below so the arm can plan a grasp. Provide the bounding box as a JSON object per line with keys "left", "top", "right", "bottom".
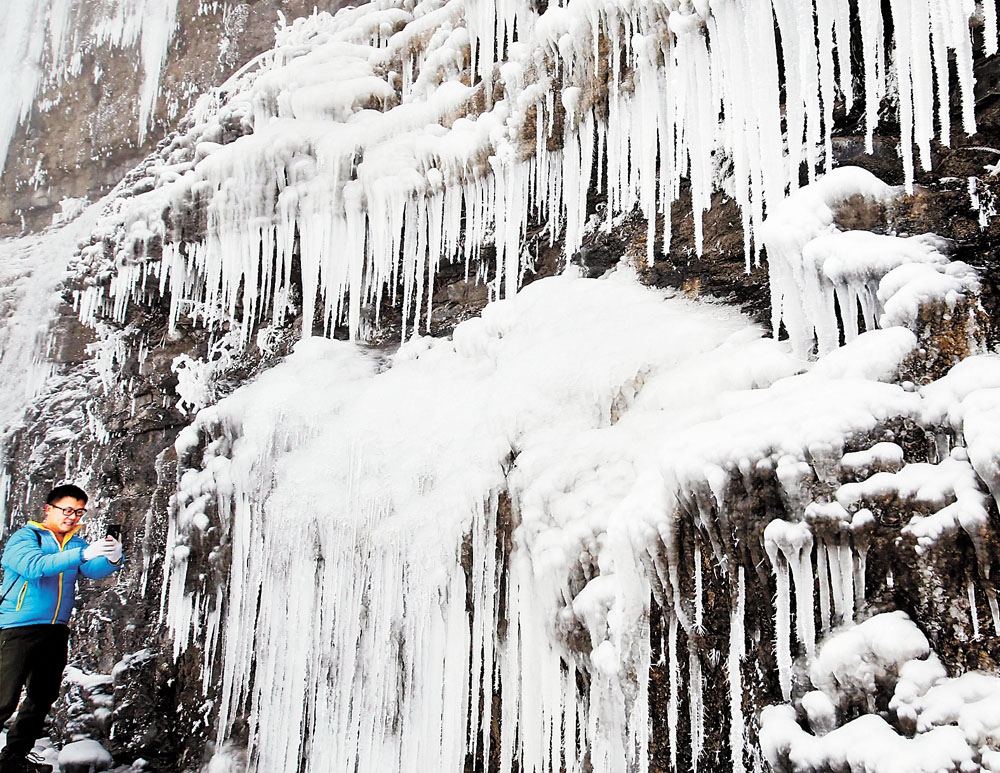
{"left": 72, "top": 0, "right": 988, "bottom": 346}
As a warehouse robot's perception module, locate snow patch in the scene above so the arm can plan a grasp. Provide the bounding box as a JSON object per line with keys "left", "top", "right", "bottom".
{"left": 761, "top": 611, "right": 1000, "bottom": 773}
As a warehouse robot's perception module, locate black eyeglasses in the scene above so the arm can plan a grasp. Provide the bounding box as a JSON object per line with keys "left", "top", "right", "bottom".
{"left": 47, "top": 504, "right": 87, "bottom": 518}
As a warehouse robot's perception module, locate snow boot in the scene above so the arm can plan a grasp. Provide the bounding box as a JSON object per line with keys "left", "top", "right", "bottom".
{"left": 0, "top": 753, "right": 53, "bottom": 773}
{"left": 24, "top": 751, "right": 53, "bottom": 772}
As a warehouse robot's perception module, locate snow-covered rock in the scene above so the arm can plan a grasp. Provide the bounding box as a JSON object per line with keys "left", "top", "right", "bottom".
{"left": 58, "top": 739, "right": 113, "bottom": 773}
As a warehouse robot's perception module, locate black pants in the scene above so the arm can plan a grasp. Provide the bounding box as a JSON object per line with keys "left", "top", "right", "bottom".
{"left": 0, "top": 625, "right": 69, "bottom": 760}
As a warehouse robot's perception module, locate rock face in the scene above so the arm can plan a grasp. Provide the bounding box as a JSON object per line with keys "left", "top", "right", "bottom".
{"left": 2, "top": 2, "right": 1000, "bottom": 773}
{"left": 0, "top": 0, "right": 344, "bottom": 236}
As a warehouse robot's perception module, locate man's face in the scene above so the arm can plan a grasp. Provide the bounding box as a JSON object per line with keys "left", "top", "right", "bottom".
{"left": 42, "top": 496, "right": 87, "bottom": 537}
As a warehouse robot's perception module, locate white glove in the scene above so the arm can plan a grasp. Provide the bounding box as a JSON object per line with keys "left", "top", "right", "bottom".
{"left": 82, "top": 539, "right": 116, "bottom": 562}
{"left": 107, "top": 538, "right": 122, "bottom": 564}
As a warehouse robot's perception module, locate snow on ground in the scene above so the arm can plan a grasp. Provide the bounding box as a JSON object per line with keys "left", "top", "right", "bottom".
{"left": 1, "top": 666, "right": 143, "bottom": 771}
{"left": 2, "top": 718, "right": 143, "bottom": 772}
{"left": 59, "top": 739, "right": 113, "bottom": 770}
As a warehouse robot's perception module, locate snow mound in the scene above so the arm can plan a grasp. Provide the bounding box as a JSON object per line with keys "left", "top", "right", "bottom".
{"left": 58, "top": 739, "right": 113, "bottom": 772}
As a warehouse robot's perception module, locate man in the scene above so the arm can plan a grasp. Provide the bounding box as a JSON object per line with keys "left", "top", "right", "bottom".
{"left": 0, "top": 484, "right": 122, "bottom": 773}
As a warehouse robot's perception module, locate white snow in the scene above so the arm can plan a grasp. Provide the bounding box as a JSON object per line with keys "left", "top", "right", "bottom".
{"left": 761, "top": 611, "right": 1000, "bottom": 773}
{"left": 808, "top": 612, "right": 929, "bottom": 707}
{"left": 58, "top": 739, "right": 113, "bottom": 770}
{"left": 63, "top": 666, "right": 114, "bottom": 692}
{"left": 839, "top": 442, "right": 904, "bottom": 475}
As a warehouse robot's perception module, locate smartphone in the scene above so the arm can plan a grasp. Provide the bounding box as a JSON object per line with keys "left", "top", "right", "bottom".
{"left": 106, "top": 524, "right": 122, "bottom": 540}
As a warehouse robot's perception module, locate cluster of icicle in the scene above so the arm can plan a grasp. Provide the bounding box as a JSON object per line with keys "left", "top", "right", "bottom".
{"left": 74, "top": 0, "right": 993, "bottom": 344}
{"left": 158, "top": 272, "right": 799, "bottom": 773}
{"left": 0, "top": 0, "right": 180, "bottom": 175}
{"left": 763, "top": 440, "right": 998, "bottom": 701}
{"left": 155, "top": 165, "right": 1000, "bottom": 773}
{"left": 764, "top": 166, "right": 982, "bottom": 358}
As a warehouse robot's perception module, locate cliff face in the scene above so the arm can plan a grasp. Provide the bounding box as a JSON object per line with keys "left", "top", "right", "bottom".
{"left": 2, "top": 1, "right": 1000, "bottom": 773}
{"left": 0, "top": 0, "right": 343, "bottom": 236}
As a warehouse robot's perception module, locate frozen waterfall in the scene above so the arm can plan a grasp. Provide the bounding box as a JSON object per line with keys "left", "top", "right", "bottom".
{"left": 0, "top": 0, "right": 180, "bottom": 175}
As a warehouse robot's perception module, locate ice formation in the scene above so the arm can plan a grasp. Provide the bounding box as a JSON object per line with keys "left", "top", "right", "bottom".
{"left": 0, "top": 0, "right": 993, "bottom": 769}
{"left": 764, "top": 519, "right": 815, "bottom": 699}
{"left": 72, "top": 0, "right": 989, "bottom": 345}
{"left": 164, "top": 234, "right": 998, "bottom": 772}
{"left": 0, "top": 0, "right": 180, "bottom": 174}
{"left": 0, "top": 199, "right": 109, "bottom": 533}
{"left": 167, "top": 270, "right": 801, "bottom": 773}
{"left": 760, "top": 611, "right": 1000, "bottom": 772}
{"left": 764, "top": 167, "right": 981, "bottom": 358}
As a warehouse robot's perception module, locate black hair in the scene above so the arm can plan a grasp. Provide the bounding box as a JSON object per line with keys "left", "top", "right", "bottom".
{"left": 46, "top": 484, "right": 89, "bottom": 505}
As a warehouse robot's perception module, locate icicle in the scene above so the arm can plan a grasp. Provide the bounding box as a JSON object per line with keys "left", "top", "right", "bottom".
{"left": 985, "top": 0, "right": 999, "bottom": 56}
{"left": 815, "top": 0, "right": 838, "bottom": 171}
{"left": 729, "top": 566, "right": 746, "bottom": 773}
{"left": 689, "top": 644, "right": 704, "bottom": 772}
{"left": 986, "top": 584, "right": 1000, "bottom": 636}
{"left": 967, "top": 570, "right": 981, "bottom": 639}
{"left": 826, "top": 542, "right": 846, "bottom": 622}
{"left": 907, "top": 0, "right": 935, "bottom": 171}
{"left": 764, "top": 519, "right": 814, "bottom": 698}
{"left": 837, "top": 541, "right": 855, "bottom": 622}
{"left": 853, "top": 529, "right": 869, "bottom": 613}
{"left": 790, "top": 537, "right": 816, "bottom": 658}
{"left": 668, "top": 613, "right": 679, "bottom": 772}
{"left": 694, "top": 539, "right": 704, "bottom": 632}
{"left": 816, "top": 538, "right": 831, "bottom": 631}
{"left": 767, "top": 546, "right": 792, "bottom": 700}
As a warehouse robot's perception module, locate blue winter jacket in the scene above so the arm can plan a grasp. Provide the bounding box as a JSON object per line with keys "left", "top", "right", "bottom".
{"left": 0, "top": 522, "right": 121, "bottom": 628}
